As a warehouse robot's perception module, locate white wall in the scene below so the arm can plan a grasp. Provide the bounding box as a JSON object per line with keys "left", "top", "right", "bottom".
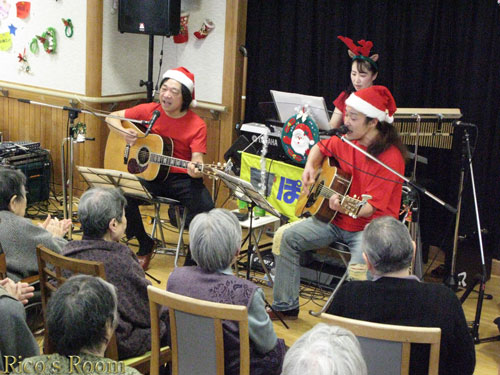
{"left": 0, "top": 0, "right": 87, "bottom": 94}
{"left": 101, "top": 0, "right": 226, "bottom": 104}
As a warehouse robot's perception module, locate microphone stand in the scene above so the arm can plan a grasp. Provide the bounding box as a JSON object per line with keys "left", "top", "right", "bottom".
{"left": 17, "top": 98, "right": 151, "bottom": 239}
{"left": 335, "top": 134, "right": 457, "bottom": 215}
{"left": 453, "top": 129, "right": 494, "bottom": 344}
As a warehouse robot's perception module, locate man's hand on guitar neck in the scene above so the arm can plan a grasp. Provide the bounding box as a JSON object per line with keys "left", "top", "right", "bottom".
{"left": 329, "top": 193, "right": 376, "bottom": 218}
{"left": 187, "top": 152, "right": 205, "bottom": 178}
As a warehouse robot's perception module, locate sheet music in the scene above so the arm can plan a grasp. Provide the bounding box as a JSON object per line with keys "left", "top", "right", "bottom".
{"left": 270, "top": 90, "right": 331, "bottom": 131}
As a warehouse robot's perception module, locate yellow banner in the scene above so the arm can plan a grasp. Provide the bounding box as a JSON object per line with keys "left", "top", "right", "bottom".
{"left": 240, "top": 152, "right": 304, "bottom": 222}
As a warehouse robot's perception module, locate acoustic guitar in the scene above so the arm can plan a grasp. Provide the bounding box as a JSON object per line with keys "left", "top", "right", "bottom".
{"left": 105, "top": 121, "right": 219, "bottom": 182}
{"left": 295, "top": 157, "right": 372, "bottom": 222}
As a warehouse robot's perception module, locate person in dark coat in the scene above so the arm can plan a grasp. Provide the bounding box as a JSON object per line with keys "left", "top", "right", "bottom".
{"left": 327, "top": 216, "right": 475, "bottom": 375}
{"left": 63, "top": 187, "right": 168, "bottom": 359}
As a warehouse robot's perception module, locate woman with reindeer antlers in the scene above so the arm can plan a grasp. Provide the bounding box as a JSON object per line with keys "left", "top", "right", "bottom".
{"left": 329, "top": 36, "right": 380, "bottom": 129}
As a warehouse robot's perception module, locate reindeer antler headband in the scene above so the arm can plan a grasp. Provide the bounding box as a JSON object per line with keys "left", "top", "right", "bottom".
{"left": 338, "top": 36, "right": 379, "bottom": 71}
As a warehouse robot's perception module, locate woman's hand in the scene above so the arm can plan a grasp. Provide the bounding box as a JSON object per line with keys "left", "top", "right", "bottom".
{"left": 0, "top": 278, "right": 35, "bottom": 305}
{"left": 39, "top": 215, "right": 72, "bottom": 237}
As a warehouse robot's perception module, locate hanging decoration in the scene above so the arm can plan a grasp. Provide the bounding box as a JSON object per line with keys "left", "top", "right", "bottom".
{"left": 16, "top": 1, "right": 30, "bottom": 19}
{"left": 62, "top": 18, "right": 73, "bottom": 38}
{"left": 281, "top": 105, "right": 320, "bottom": 165}
{"left": 173, "top": 12, "right": 189, "bottom": 44}
{"left": 36, "top": 27, "right": 57, "bottom": 54}
{"left": 29, "top": 37, "right": 39, "bottom": 53}
{"left": 17, "top": 48, "right": 30, "bottom": 73}
{"left": 0, "top": 32, "right": 12, "bottom": 51}
{"left": 194, "top": 19, "right": 215, "bottom": 40}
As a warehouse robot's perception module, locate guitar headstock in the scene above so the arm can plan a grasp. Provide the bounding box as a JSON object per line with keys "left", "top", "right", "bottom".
{"left": 200, "top": 162, "right": 227, "bottom": 178}
{"left": 341, "top": 194, "right": 372, "bottom": 219}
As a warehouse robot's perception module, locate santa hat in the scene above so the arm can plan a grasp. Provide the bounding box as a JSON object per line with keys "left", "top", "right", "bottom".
{"left": 345, "top": 85, "right": 397, "bottom": 124}
{"left": 162, "top": 66, "right": 197, "bottom": 107}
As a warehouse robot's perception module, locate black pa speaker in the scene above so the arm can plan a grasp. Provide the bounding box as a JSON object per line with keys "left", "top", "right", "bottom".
{"left": 118, "top": 0, "right": 181, "bottom": 36}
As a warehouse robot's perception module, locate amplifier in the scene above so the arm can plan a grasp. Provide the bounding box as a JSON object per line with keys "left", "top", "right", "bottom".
{"left": 1, "top": 150, "right": 51, "bottom": 204}
{"left": 0, "top": 141, "right": 41, "bottom": 158}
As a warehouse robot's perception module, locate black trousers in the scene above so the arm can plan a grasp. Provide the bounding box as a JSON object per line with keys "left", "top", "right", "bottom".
{"left": 125, "top": 173, "right": 214, "bottom": 255}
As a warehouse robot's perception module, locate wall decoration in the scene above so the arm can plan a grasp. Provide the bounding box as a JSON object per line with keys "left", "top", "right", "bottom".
{"left": 29, "top": 36, "right": 38, "bottom": 53}
{"left": 173, "top": 12, "right": 189, "bottom": 44}
{"left": 62, "top": 18, "right": 73, "bottom": 37}
{"left": 8, "top": 23, "right": 17, "bottom": 35}
{"left": 36, "top": 26, "right": 56, "bottom": 53}
{"left": 194, "top": 19, "right": 215, "bottom": 40}
{"left": 16, "top": 1, "right": 30, "bottom": 19}
{"left": 0, "top": 31, "right": 12, "bottom": 51}
{"left": 17, "top": 47, "right": 30, "bottom": 72}
{"left": 0, "top": 0, "right": 11, "bottom": 19}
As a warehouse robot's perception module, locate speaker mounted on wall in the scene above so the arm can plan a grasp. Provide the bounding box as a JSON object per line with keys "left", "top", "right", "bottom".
{"left": 118, "top": 0, "right": 181, "bottom": 36}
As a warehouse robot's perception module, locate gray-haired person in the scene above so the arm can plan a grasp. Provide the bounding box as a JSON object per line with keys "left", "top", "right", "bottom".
{"left": 0, "top": 167, "right": 70, "bottom": 281}
{"left": 167, "top": 208, "right": 286, "bottom": 375}
{"left": 15, "top": 275, "right": 139, "bottom": 374}
{"left": 281, "top": 323, "right": 367, "bottom": 375}
{"left": 63, "top": 187, "right": 169, "bottom": 359}
{"left": 328, "top": 216, "right": 475, "bottom": 375}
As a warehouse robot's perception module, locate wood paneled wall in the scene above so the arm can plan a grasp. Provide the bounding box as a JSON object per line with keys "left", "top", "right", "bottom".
{"left": 0, "top": 0, "right": 247, "bottom": 206}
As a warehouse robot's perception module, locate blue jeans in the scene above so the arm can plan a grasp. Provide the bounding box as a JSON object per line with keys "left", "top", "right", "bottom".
{"left": 272, "top": 217, "right": 364, "bottom": 311}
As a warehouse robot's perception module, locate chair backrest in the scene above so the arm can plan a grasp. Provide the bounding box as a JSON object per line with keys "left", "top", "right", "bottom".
{"left": 35, "top": 245, "right": 119, "bottom": 360}
{"left": 320, "top": 313, "right": 441, "bottom": 375}
{"left": 147, "top": 286, "right": 250, "bottom": 375}
{"left": 0, "top": 242, "right": 6, "bottom": 280}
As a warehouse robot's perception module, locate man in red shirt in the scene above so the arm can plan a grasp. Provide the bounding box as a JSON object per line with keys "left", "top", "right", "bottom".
{"left": 269, "top": 86, "right": 406, "bottom": 320}
{"left": 106, "top": 67, "right": 214, "bottom": 270}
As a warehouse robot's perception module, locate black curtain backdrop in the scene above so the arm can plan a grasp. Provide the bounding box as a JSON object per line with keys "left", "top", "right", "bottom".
{"left": 245, "top": 0, "right": 500, "bottom": 259}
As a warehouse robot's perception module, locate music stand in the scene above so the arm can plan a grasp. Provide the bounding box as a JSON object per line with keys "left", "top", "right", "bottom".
{"left": 214, "top": 170, "right": 284, "bottom": 278}
{"left": 76, "top": 166, "right": 161, "bottom": 284}
{"left": 215, "top": 169, "right": 290, "bottom": 329}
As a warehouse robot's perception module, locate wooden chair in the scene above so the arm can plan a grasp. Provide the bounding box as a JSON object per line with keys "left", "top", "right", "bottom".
{"left": 147, "top": 286, "right": 251, "bottom": 375}
{"left": 321, "top": 313, "right": 441, "bottom": 375}
{"left": 36, "top": 245, "right": 171, "bottom": 373}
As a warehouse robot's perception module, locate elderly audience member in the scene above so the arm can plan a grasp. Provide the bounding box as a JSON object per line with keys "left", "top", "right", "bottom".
{"left": 62, "top": 187, "right": 168, "bottom": 359}
{"left": 328, "top": 216, "right": 475, "bottom": 375}
{"left": 0, "top": 276, "right": 38, "bottom": 372}
{"left": 0, "top": 167, "right": 70, "bottom": 281}
{"left": 282, "top": 323, "right": 367, "bottom": 375}
{"left": 167, "top": 208, "right": 286, "bottom": 375}
{"left": 15, "top": 275, "right": 140, "bottom": 375}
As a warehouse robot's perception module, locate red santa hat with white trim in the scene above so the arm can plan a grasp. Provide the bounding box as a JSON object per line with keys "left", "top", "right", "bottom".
{"left": 162, "top": 66, "right": 197, "bottom": 107}
{"left": 345, "top": 85, "right": 397, "bottom": 124}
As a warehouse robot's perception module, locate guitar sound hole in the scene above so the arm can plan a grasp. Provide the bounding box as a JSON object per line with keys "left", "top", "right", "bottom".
{"left": 137, "top": 147, "right": 150, "bottom": 165}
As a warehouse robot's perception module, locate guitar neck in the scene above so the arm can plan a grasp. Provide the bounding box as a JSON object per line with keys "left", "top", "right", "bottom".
{"left": 319, "top": 185, "right": 344, "bottom": 200}
{"left": 150, "top": 153, "right": 191, "bottom": 170}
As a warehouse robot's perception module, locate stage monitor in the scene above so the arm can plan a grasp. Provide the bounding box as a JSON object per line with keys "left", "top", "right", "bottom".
{"left": 118, "top": 0, "right": 181, "bottom": 36}
{"left": 270, "top": 90, "right": 331, "bottom": 131}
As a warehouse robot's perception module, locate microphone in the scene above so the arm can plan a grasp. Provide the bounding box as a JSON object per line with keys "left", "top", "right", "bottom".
{"left": 453, "top": 120, "right": 476, "bottom": 127}
{"left": 144, "top": 110, "right": 161, "bottom": 137}
{"left": 324, "top": 125, "right": 349, "bottom": 136}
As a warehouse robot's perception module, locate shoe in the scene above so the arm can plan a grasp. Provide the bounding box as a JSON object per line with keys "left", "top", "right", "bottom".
{"left": 266, "top": 307, "right": 299, "bottom": 321}
{"left": 137, "top": 252, "right": 153, "bottom": 271}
